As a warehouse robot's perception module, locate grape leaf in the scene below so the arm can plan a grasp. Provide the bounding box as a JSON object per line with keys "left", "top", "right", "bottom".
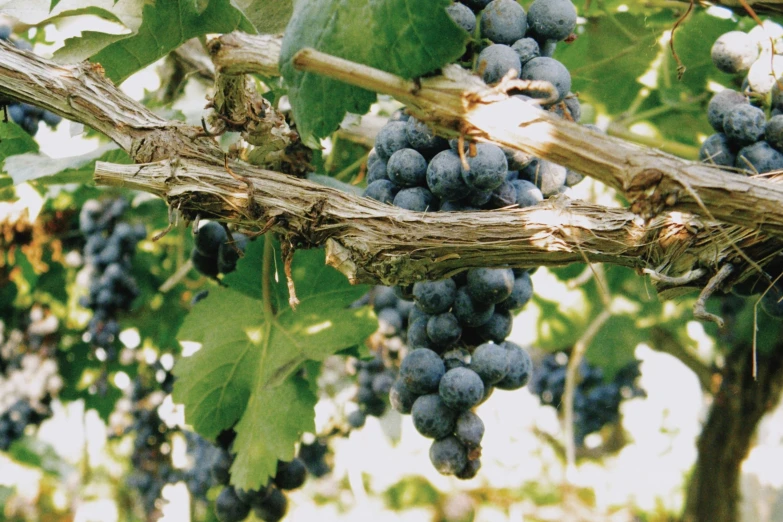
{"left": 657, "top": 10, "right": 736, "bottom": 100}
{"left": 52, "top": 32, "right": 128, "bottom": 65}
{"left": 0, "top": 122, "right": 38, "bottom": 161}
{"left": 230, "top": 0, "right": 293, "bottom": 34}
{"left": 173, "top": 237, "right": 375, "bottom": 490}
{"left": 0, "top": 0, "right": 144, "bottom": 30}
{"left": 279, "top": 0, "right": 467, "bottom": 147}
{"left": 556, "top": 13, "right": 659, "bottom": 114}
{"left": 56, "top": 0, "right": 254, "bottom": 83}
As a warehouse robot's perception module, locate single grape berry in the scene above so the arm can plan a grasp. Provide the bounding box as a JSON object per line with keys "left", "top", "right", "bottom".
{"left": 723, "top": 104, "right": 766, "bottom": 145}
{"left": 429, "top": 436, "right": 469, "bottom": 476}
{"left": 372, "top": 371, "right": 396, "bottom": 395}
{"left": 413, "top": 279, "right": 457, "bottom": 314}
{"left": 453, "top": 286, "right": 495, "bottom": 327}
{"left": 511, "top": 38, "right": 541, "bottom": 65}
{"left": 393, "top": 187, "right": 436, "bottom": 211}
{"left": 511, "top": 179, "right": 544, "bottom": 207}
{"left": 455, "top": 410, "right": 485, "bottom": 448}
{"left": 446, "top": 2, "right": 477, "bottom": 33}
{"left": 480, "top": 0, "right": 528, "bottom": 45}
{"left": 214, "top": 486, "right": 251, "bottom": 522}
{"left": 461, "top": 143, "right": 508, "bottom": 191}
{"left": 520, "top": 57, "right": 572, "bottom": 103}
{"left": 736, "top": 141, "right": 783, "bottom": 174}
{"left": 707, "top": 90, "right": 747, "bottom": 133}
{"left": 274, "top": 458, "right": 307, "bottom": 490}
{"left": 253, "top": 487, "right": 288, "bottom": 522}
{"left": 210, "top": 449, "right": 232, "bottom": 485}
{"left": 192, "top": 248, "right": 220, "bottom": 278}
{"left": 427, "top": 149, "right": 472, "bottom": 201}
{"left": 486, "top": 181, "right": 518, "bottom": 209}
{"left": 443, "top": 348, "right": 472, "bottom": 372}
{"left": 765, "top": 115, "right": 783, "bottom": 152}
{"left": 375, "top": 121, "right": 410, "bottom": 160}
{"left": 407, "top": 316, "right": 434, "bottom": 349}
{"left": 400, "top": 348, "right": 446, "bottom": 394}
{"left": 348, "top": 409, "right": 367, "bottom": 428}
{"left": 521, "top": 159, "right": 567, "bottom": 197}
{"left": 426, "top": 313, "right": 462, "bottom": 348}
{"left": 387, "top": 148, "right": 428, "bottom": 187}
{"left": 439, "top": 367, "right": 485, "bottom": 411}
{"left": 217, "top": 232, "right": 249, "bottom": 274}
{"left": 527, "top": 0, "right": 578, "bottom": 42}
{"left": 467, "top": 268, "right": 515, "bottom": 305}
{"left": 411, "top": 394, "right": 458, "bottom": 439}
{"left": 747, "top": 54, "right": 783, "bottom": 95}
{"left": 477, "top": 44, "right": 522, "bottom": 85}
{"left": 364, "top": 180, "right": 399, "bottom": 204}
{"left": 389, "top": 379, "right": 419, "bottom": 414}
{"left": 456, "top": 458, "right": 482, "bottom": 480}
{"left": 711, "top": 31, "right": 759, "bottom": 74}
{"left": 470, "top": 342, "right": 510, "bottom": 384}
{"left": 699, "top": 133, "right": 736, "bottom": 168}
{"left": 495, "top": 341, "right": 533, "bottom": 390}
{"left": 474, "top": 310, "right": 513, "bottom": 343}
{"left": 367, "top": 159, "right": 389, "bottom": 183}
{"left": 195, "top": 221, "right": 228, "bottom": 256}
{"left": 495, "top": 271, "right": 534, "bottom": 312}
{"left": 405, "top": 117, "right": 449, "bottom": 154}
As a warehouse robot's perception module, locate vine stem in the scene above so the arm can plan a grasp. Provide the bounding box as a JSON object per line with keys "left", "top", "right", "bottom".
{"left": 262, "top": 234, "right": 275, "bottom": 321}
{"left": 563, "top": 264, "right": 612, "bottom": 477}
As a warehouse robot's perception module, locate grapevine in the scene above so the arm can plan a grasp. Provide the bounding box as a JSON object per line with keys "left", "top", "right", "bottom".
{"left": 2, "top": 2, "right": 783, "bottom": 522}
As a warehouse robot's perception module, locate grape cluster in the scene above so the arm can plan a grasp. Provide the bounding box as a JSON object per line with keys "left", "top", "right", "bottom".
{"left": 458, "top": 0, "right": 579, "bottom": 113}
{"left": 190, "top": 221, "right": 249, "bottom": 278}
{"left": 703, "top": 22, "right": 783, "bottom": 315}
{"left": 122, "top": 378, "right": 180, "bottom": 516}
{"left": 0, "top": 311, "right": 62, "bottom": 451}
{"left": 388, "top": 269, "right": 535, "bottom": 478}
{"left": 207, "top": 429, "right": 308, "bottom": 522}
{"left": 392, "top": 335, "right": 531, "bottom": 478}
{"left": 348, "top": 353, "right": 396, "bottom": 428}
{"left": 79, "top": 198, "right": 145, "bottom": 361}
{"left": 702, "top": 22, "right": 783, "bottom": 174}
{"left": 363, "top": 1, "right": 587, "bottom": 212}
{"left": 357, "top": 0, "right": 590, "bottom": 479}
{"left": 530, "top": 352, "right": 645, "bottom": 445}
{"left": 0, "top": 25, "right": 62, "bottom": 135}
{"left": 346, "top": 286, "right": 411, "bottom": 429}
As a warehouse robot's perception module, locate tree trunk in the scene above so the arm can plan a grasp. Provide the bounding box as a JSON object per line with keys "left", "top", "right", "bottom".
{"left": 682, "top": 344, "right": 783, "bottom": 522}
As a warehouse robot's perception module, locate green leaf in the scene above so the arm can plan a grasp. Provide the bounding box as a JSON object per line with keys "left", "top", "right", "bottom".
{"left": 230, "top": 0, "right": 293, "bottom": 34}
{"left": 53, "top": 32, "right": 128, "bottom": 65}
{"left": 3, "top": 144, "right": 129, "bottom": 186}
{"left": 173, "top": 237, "right": 375, "bottom": 490}
{"left": 0, "top": 0, "right": 144, "bottom": 30}
{"left": 81, "top": 0, "right": 254, "bottom": 83}
{"left": 8, "top": 438, "right": 69, "bottom": 477}
{"left": 280, "top": 0, "right": 467, "bottom": 147}
{"left": 658, "top": 11, "right": 736, "bottom": 97}
{"left": 557, "top": 13, "right": 659, "bottom": 114}
{"left": 0, "top": 122, "right": 39, "bottom": 162}
{"left": 583, "top": 315, "right": 641, "bottom": 379}
{"left": 13, "top": 251, "right": 39, "bottom": 292}
{"left": 230, "top": 376, "right": 316, "bottom": 487}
